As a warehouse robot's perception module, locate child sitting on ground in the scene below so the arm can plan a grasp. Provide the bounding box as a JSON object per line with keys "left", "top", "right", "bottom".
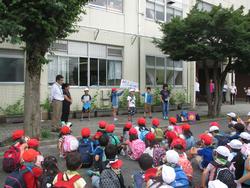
{"left": 78, "top": 128, "right": 94, "bottom": 168}
{"left": 121, "top": 122, "right": 133, "bottom": 156}
{"left": 105, "top": 124, "right": 121, "bottom": 147}
{"left": 2, "top": 129, "right": 28, "bottom": 173}
{"left": 181, "top": 124, "right": 195, "bottom": 150}
{"left": 169, "top": 117, "right": 182, "bottom": 135}
{"left": 126, "top": 128, "right": 146, "bottom": 160}
{"left": 97, "top": 120, "right": 107, "bottom": 135}
{"left": 150, "top": 118, "right": 164, "bottom": 143}
{"left": 40, "top": 156, "right": 59, "bottom": 188}
{"left": 53, "top": 152, "right": 86, "bottom": 188}
{"left": 58, "top": 126, "right": 79, "bottom": 158}
{"left": 190, "top": 133, "right": 214, "bottom": 170}
{"left": 135, "top": 117, "right": 149, "bottom": 141}
{"left": 27, "top": 138, "right": 44, "bottom": 168}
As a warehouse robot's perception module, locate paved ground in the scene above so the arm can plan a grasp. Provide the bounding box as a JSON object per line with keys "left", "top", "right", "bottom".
{"left": 0, "top": 102, "right": 249, "bottom": 186}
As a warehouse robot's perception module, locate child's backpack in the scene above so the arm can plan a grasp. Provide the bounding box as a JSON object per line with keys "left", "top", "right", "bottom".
{"left": 152, "top": 145, "right": 165, "bottom": 166}
{"left": 214, "top": 167, "right": 236, "bottom": 188}
{"left": 63, "top": 135, "right": 79, "bottom": 153}
{"left": 40, "top": 172, "right": 57, "bottom": 188}
{"left": 131, "top": 139, "right": 146, "bottom": 160}
{"left": 139, "top": 127, "right": 149, "bottom": 141}
{"left": 2, "top": 145, "right": 21, "bottom": 173}
{"left": 54, "top": 172, "right": 81, "bottom": 188}
{"left": 100, "top": 168, "right": 122, "bottom": 188}
{"left": 109, "top": 135, "right": 120, "bottom": 146}
{"left": 214, "top": 134, "right": 229, "bottom": 146}
{"left": 178, "top": 153, "right": 193, "bottom": 180}
{"left": 4, "top": 166, "right": 33, "bottom": 188}
{"left": 154, "top": 128, "right": 164, "bottom": 142}
{"left": 133, "top": 171, "right": 145, "bottom": 188}
{"left": 78, "top": 138, "right": 94, "bottom": 168}
{"left": 171, "top": 166, "right": 189, "bottom": 188}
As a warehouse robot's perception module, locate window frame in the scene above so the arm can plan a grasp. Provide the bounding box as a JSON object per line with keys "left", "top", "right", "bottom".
{"left": 145, "top": 0, "right": 166, "bottom": 22}
{"left": 0, "top": 50, "right": 25, "bottom": 84}
{"left": 88, "top": 0, "right": 124, "bottom": 13}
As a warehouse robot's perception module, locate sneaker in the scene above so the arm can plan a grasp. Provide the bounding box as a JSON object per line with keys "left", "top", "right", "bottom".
{"left": 165, "top": 116, "right": 169, "bottom": 120}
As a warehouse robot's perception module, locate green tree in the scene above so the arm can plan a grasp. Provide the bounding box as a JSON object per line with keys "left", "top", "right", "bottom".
{"left": 0, "top": 0, "right": 88, "bottom": 137}
{"left": 155, "top": 5, "right": 250, "bottom": 117}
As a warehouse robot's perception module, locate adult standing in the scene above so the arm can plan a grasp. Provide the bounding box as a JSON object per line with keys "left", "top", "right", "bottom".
{"left": 195, "top": 78, "right": 200, "bottom": 105}
{"left": 50, "top": 75, "right": 64, "bottom": 132}
{"left": 209, "top": 79, "right": 215, "bottom": 102}
{"left": 244, "top": 87, "right": 250, "bottom": 103}
{"left": 229, "top": 82, "right": 237, "bottom": 105}
{"left": 222, "top": 81, "right": 228, "bottom": 104}
{"left": 160, "top": 83, "right": 171, "bottom": 120}
{"left": 61, "top": 83, "right": 72, "bottom": 123}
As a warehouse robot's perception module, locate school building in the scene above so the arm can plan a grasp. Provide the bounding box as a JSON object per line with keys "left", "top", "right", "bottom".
{"left": 0, "top": 0, "right": 249, "bottom": 111}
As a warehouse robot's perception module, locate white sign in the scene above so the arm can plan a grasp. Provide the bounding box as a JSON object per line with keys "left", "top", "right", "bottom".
{"left": 120, "top": 79, "right": 139, "bottom": 90}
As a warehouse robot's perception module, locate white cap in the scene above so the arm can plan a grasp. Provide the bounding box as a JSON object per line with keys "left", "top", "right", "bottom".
{"left": 208, "top": 180, "right": 228, "bottom": 188}
{"left": 209, "top": 126, "right": 219, "bottom": 132}
{"left": 129, "top": 88, "right": 135, "bottom": 92}
{"left": 227, "top": 139, "right": 243, "bottom": 150}
{"left": 165, "top": 150, "right": 179, "bottom": 164}
{"left": 240, "top": 132, "right": 250, "bottom": 141}
{"left": 215, "top": 146, "right": 230, "bottom": 157}
{"left": 227, "top": 112, "right": 236, "bottom": 118}
{"left": 248, "top": 112, "right": 250, "bottom": 116}
{"left": 84, "top": 88, "right": 89, "bottom": 91}
{"left": 162, "top": 165, "right": 176, "bottom": 184}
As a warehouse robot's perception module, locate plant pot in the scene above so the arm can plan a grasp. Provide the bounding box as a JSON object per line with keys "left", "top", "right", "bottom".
{"left": 0, "top": 115, "right": 6, "bottom": 124}
{"left": 96, "top": 109, "right": 112, "bottom": 117}
{"left": 169, "top": 104, "right": 177, "bottom": 111}
{"left": 152, "top": 106, "right": 162, "bottom": 112}
{"left": 118, "top": 108, "right": 128, "bottom": 115}
{"left": 177, "top": 104, "right": 182, "bottom": 110}
{"left": 5, "top": 115, "right": 24, "bottom": 124}
{"left": 74, "top": 110, "right": 96, "bottom": 119}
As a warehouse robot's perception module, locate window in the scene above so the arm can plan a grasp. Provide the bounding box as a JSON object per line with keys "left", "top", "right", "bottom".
{"left": 89, "top": 0, "right": 123, "bottom": 12}
{"left": 146, "top": 0, "right": 165, "bottom": 21}
{"left": 146, "top": 56, "right": 183, "bottom": 86}
{"left": 197, "top": 1, "right": 213, "bottom": 12}
{"left": 166, "top": 7, "right": 183, "bottom": 22}
{"left": 0, "top": 50, "right": 24, "bottom": 82}
{"left": 48, "top": 43, "right": 123, "bottom": 86}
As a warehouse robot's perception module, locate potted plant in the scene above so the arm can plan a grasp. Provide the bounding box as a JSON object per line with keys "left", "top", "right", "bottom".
{"left": 175, "top": 91, "right": 187, "bottom": 110}
{"left": 40, "top": 97, "right": 52, "bottom": 120}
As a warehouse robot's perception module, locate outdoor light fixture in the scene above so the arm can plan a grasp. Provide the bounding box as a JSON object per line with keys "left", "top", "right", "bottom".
{"left": 167, "top": 0, "right": 175, "bottom": 5}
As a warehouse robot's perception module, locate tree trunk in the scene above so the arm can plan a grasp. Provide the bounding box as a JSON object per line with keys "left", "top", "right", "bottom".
{"left": 204, "top": 62, "right": 214, "bottom": 117}
{"left": 24, "top": 44, "right": 46, "bottom": 138}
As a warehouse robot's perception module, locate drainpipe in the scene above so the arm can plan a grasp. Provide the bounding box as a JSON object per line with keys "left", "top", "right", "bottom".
{"left": 138, "top": 0, "right": 141, "bottom": 90}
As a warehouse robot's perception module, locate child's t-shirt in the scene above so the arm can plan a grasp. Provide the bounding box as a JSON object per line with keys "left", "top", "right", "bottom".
{"left": 81, "top": 94, "right": 91, "bottom": 103}
{"left": 127, "top": 95, "right": 136, "bottom": 108}
{"left": 142, "top": 92, "right": 153, "bottom": 104}
{"left": 197, "top": 146, "right": 214, "bottom": 168}
{"left": 53, "top": 170, "right": 86, "bottom": 188}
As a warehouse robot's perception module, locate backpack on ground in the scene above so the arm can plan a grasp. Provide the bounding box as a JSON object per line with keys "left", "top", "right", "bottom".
{"left": 78, "top": 138, "right": 94, "bottom": 168}
{"left": 214, "top": 167, "right": 236, "bottom": 188}
{"left": 139, "top": 127, "right": 149, "bottom": 141}
{"left": 63, "top": 135, "right": 79, "bottom": 153}
{"left": 131, "top": 139, "right": 146, "bottom": 160}
{"left": 54, "top": 172, "right": 81, "bottom": 188}
{"left": 133, "top": 171, "right": 145, "bottom": 188}
{"left": 152, "top": 145, "right": 165, "bottom": 167}
{"left": 154, "top": 128, "right": 164, "bottom": 142}
{"left": 2, "top": 145, "right": 21, "bottom": 173}
{"left": 171, "top": 166, "right": 189, "bottom": 188}
{"left": 4, "top": 166, "right": 33, "bottom": 188}
{"left": 214, "top": 135, "right": 230, "bottom": 146}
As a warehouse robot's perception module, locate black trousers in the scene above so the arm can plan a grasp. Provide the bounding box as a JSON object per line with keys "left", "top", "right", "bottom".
{"left": 61, "top": 103, "right": 70, "bottom": 122}
{"left": 230, "top": 93, "right": 236, "bottom": 105}
{"left": 222, "top": 92, "right": 227, "bottom": 103}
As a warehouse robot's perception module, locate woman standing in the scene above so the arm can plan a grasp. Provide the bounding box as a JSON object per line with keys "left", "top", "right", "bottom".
{"left": 160, "top": 84, "right": 171, "bottom": 120}
{"left": 61, "top": 83, "right": 72, "bottom": 123}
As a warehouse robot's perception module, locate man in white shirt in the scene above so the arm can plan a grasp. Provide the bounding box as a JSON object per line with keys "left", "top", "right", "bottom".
{"left": 195, "top": 78, "right": 200, "bottom": 104}
{"left": 222, "top": 81, "right": 228, "bottom": 104}
{"left": 229, "top": 82, "right": 237, "bottom": 105}
{"left": 50, "top": 75, "right": 64, "bottom": 131}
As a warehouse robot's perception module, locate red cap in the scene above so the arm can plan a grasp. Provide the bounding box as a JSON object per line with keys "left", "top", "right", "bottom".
{"left": 106, "top": 124, "right": 115, "bottom": 133}
{"left": 125, "top": 122, "right": 133, "bottom": 129}
{"left": 81, "top": 128, "right": 91, "bottom": 137}
{"left": 209, "top": 122, "right": 220, "bottom": 127}
{"left": 144, "top": 168, "right": 158, "bottom": 182}
{"left": 12, "top": 130, "right": 24, "bottom": 141}
{"left": 182, "top": 124, "right": 191, "bottom": 131}
{"left": 165, "top": 131, "right": 178, "bottom": 141}
{"left": 93, "top": 132, "right": 103, "bottom": 140}
{"left": 60, "top": 126, "right": 71, "bottom": 135}
{"left": 137, "top": 117, "right": 146, "bottom": 125}
{"left": 27, "top": 139, "right": 40, "bottom": 148}
{"left": 110, "top": 159, "right": 123, "bottom": 169}
{"left": 98, "top": 121, "right": 107, "bottom": 129}
{"left": 145, "top": 132, "right": 155, "bottom": 142}
{"left": 112, "top": 88, "right": 118, "bottom": 92}
{"left": 199, "top": 133, "right": 213, "bottom": 145}
{"left": 169, "top": 117, "right": 177, "bottom": 124}
{"left": 129, "top": 128, "right": 138, "bottom": 135}
{"left": 22, "top": 149, "right": 39, "bottom": 162}
{"left": 152, "top": 118, "right": 160, "bottom": 127}
{"left": 171, "top": 138, "right": 187, "bottom": 150}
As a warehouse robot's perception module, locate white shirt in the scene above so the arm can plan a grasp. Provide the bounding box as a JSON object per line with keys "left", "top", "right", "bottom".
{"left": 144, "top": 147, "right": 154, "bottom": 157}
{"left": 127, "top": 95, "right": 136, "bottom": 107}
{"left": 246, "top": 89, "right": 250, "bottom": 96}
{"left": 223, "top": 85, "right": 228, "bottom": 92}
{"left": 195, "top": 82, "right": 200, "bottom": 92}
{"left": 51, "top": 82, "right": 64, "bottom": 101}
{"left": 230, "top": 86, "right": 237, "bottom": 94}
